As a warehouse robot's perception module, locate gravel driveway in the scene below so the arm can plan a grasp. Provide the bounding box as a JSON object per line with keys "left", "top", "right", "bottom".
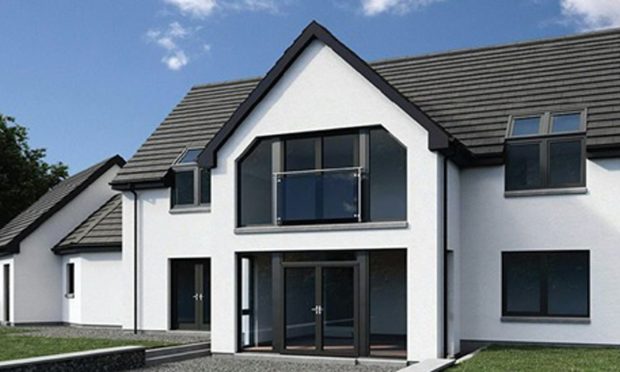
{"left": 140, "top": 356, "right": 401, "bottom": 372}
{"left": 15, "top": 326, "right": 209, "bottom": 345}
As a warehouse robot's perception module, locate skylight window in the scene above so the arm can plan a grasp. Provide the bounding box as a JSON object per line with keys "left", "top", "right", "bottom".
{"left": 177, "top": 148, "right": 202, "bottom": 164}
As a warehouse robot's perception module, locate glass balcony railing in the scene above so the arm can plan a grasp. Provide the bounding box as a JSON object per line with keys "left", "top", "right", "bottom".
{"left": 275, "top": 167, "right": 362, "bottom": 225}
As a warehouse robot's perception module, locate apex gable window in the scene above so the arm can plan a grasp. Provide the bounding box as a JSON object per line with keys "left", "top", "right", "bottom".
{"left": 502, "top": 251, "right": 590, "bottom": 318}
{"left": 237, "top": 127, "right": 406, "bottom": 227}
{"left": 171, "top": 148, "right": 211, "bottom": 209}
{"left": 505, "top": 111, "right": 586, "bottom": 192}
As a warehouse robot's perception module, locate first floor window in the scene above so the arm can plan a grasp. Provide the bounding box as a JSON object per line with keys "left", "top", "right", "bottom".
{"left": 171, "top": 148, "right": 211, "bottom": 209}
{"left": 505, "top": 112, "right": 585, "bottom": 192}
{"left": 502, "top": 251, "right": 589, "bottom": 318}
{"left": 66, "top": 263, "right": 75, "bottom": 297}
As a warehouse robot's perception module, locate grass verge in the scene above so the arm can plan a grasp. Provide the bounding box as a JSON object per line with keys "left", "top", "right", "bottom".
{"left": 451, "top": 345, "right": 620, "bottom": 372}
{"left": 0, "top": 327, "right": 169, "bottom": 362}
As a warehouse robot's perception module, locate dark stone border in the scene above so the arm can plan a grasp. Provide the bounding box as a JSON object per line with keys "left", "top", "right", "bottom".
{"left": 0, "top": 346, "right": 145, "bottom": 371}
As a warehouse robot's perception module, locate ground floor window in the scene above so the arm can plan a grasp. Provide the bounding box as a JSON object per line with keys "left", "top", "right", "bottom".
{"left": 237, "top": 250, "right": 406, "bottom": 359}
{"left": 502, "top": 251, "right": 589, "bottom": 318}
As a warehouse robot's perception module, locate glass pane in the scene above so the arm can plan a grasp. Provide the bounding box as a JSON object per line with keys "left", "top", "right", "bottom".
{"left": 277, "top": 170, "right": 359, "bottom": 224}
{"left": 552, "top": 113, "right": 581, "bottom": 133}
{"left": 547, "top": 252, "right": 589, "bottom": 317}
{"left": 323, "top": 134, "right": 358, "bottom": 169}
{"left": 239, "top": 140, "right": 273, "bottom": 226}
{"left": 178, "top": 148, "right": 202, "bottom": 164}
{"left": 200, "top": 169, "right": 211, "bottom": 204}
{"left": 369, "top": 129, "right": 406, "bottom": 221}
{"left": 506, "top": 143, "right": 542, "bottom": 190}
{"left": 322, "top": 171, "right": 359, "bottom": 221}
{"left": 504, "top": 253, "right": 542, "bottom": 314}
{"left": 277, "top": 173, "right": 318, "bottom": 223}
{"left": 286, "top": 138, "right": 318, "bottom": 171}
{"left": 369, "top": 250, "right": 406, "bottom": 358}
{"left": 285, "top": 268, "right": 316, "bottom": 351}
{"left": 512, "top": 117, "right": 541, "bottom": 136}
{"left": 173, "top": 171, "right": 194, "bottom": 205}
{"left": 323, "top": 267, "right": 355, "bottom": 352}
{"left": 175, "top": 263, "right": 196, "bottom": 324}
{"left": 549, "top": 140, "right": 582, "bottom": 187}
{"left": 240, "top": 255, "right": 273, "bottom": 351}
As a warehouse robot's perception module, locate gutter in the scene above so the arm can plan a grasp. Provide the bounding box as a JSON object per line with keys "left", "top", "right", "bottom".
{"left": 129, "top": 187, "right": 139, "bottom": 335}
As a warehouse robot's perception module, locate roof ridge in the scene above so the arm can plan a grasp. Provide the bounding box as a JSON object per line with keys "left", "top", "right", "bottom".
{"left": 71, "top": 194, "right": 121, "bottom": 245}
{"left": 188, "top": 27, "right": 620, "bottom": 93}
{"left": 370, "top": 27, "right": 620, "bottom": 66}
{"left": 191, "top": 76, "right": 263, "bottom": 90}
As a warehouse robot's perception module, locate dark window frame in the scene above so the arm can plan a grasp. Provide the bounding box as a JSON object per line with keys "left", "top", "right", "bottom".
{"left": 505, "top": 111, "right": 587, "bottom": 192}
{"left": 501, "top": 251, "right": 590, "bottom": 318}
{"left": 66, "top": 263, "right": 75, "bottom": 298}
{"left": 170, "top": 148, "right": 211, "bottom": 210}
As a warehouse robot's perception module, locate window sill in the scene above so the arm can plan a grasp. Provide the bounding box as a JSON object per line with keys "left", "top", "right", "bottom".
{"left": 169, "top": 205, "right": 211, "bottom": 214}
{"left": 504, "top": 187, "right": 587, "bottom": 198}
{"left": 64, "top": 293, "right": 75, "bottom": 299}
{"left": 501, "top": 316, "right": 590, "bottom": 324}
{"left": 235, "top": 221, "right": 408, "bottom": 234}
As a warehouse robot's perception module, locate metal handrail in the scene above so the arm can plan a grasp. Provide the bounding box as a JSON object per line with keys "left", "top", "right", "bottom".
{"left": 273, "top": 166, "right": 362, "bottom": 176}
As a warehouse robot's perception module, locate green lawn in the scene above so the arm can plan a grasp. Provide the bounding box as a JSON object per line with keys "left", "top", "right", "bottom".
{"left": 0, "top": 327, "right": 169, "bottom": 362}
{"left": 451, "top": 345, "right": 620, "bottom": 372}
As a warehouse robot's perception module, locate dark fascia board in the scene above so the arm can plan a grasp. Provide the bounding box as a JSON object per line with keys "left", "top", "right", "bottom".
{"left": 0, "top": 155, "right": 126, "bottom": 255}
{"left": 110, "top": 171, "right": 172, "bottom": 191}
{"left": 52, "top": 244, "right": 122, "bottom": 255}
{"left": 197, "top": 20, "right": 456, "bottom": 170}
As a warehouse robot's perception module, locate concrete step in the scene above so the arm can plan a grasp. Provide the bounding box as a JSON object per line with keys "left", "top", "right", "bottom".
{"left": 398, "top": 358, "right": 455, "bottom": 372}
{"left": 145, "top": 342, "right": 211, "bottom": 366}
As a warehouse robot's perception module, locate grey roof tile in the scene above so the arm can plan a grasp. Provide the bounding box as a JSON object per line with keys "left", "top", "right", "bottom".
{"left": 112, "top": 28, "right": 620, "bottom": 185}
{"left": 0, "top": 156, "right": 125, "bottom": 253}
{"left": 53, "top": 194, "right": 122, "bottom": 253}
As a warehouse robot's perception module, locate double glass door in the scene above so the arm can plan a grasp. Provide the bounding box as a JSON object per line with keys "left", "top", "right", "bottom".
{"left": 283, "top": 264, "right": 358, "bottom": 355}
{"left": 171, "top": 260, "right": 210, "bottom": 330}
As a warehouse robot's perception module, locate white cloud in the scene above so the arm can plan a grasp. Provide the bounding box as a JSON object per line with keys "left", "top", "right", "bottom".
{"left": 560, "top": 0, "right": 620, "bottom": 30}
{"left": 163, "top": 0, "right": 282, "bottom": 18}
{"left": 164, "top": 0, "right": 218, "bottom": 18}
{"left": 162, "top": 50, "right": 189, "bottom": 70}
{"left": 360, "top": 0, "right": 443, "bottom": 16}
{"left": 146, "top": 22, "right": 193, "bottom": 70}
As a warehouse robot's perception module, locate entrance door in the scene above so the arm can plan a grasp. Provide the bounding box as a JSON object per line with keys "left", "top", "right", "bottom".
{"left": 171, "top": 260, "right": 210, "bottom": 330}
{"left": 283, "top": 264, "right": 358, "bottom": 356}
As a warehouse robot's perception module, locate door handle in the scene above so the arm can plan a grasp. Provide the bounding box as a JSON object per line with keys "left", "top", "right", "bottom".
{"left": 198, "top": 294, "right": 204, "bottom": 301}
{"left": 311, "top": 305, "right": 323, "bottom": 315}
{"left": 193, "top": 294, "right": 199, "bottom": 301}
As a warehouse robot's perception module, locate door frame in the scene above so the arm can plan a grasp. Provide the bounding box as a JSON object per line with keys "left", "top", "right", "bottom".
{"left": 236, "top": 251, "right": 371, "bottom": 357}
{"left": 3, "top": 264, "right": 9, "bottom": 323}
{"left": 170, "top": 259, "right": 211, "bottom": 331}
{"left": 278, "top": 260, "right": 360, "bottom": 357}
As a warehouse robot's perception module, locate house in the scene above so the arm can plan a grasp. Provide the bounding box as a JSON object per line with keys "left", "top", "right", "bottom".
{"left": 0, "top": 156, "right": 124, "bottom": 326}
{"left": 1, "top": 21, "right": 619, "bottom": 364}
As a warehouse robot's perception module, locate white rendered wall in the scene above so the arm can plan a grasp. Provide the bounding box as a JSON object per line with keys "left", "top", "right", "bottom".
{"left": 12, "top": 165, "right": 120, "bottom": 324}
{"left": 62, "top": 252, "right": 122, "bottom": 326}
{"left": 460, "top": 158, "right": 620, "bottom": 345}
{"left": 121, "top": 40, "right": 444, "bottom": 362}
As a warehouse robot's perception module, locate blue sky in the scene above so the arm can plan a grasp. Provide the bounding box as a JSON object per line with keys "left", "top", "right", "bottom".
{"left": 1, "top": 0, "right": 619, "bottom": 173}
